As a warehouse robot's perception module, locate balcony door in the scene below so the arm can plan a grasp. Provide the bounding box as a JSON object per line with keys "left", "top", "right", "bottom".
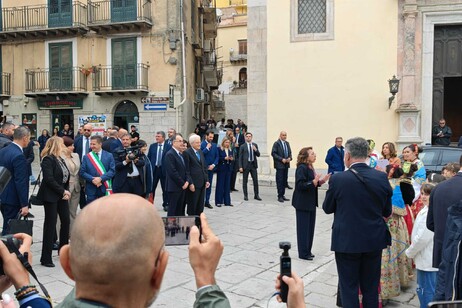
{"left": 48, "top": 0, "right": 72, "bottom": 28}
{"left": 49, "top": 43, "right": 73, "bottom": 91}
{"left": 112, "top": 38, "right": 136, "bottom": 90}
{"left": 111, "top": 0, "right": 137, "bottom": 23}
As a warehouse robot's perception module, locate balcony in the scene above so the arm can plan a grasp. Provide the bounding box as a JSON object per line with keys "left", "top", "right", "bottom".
{"left": 92, "top": 63, "right": 149, "bottom": 95}
{"left": 0, "top": 73, "right": 11, "bottom": 97}
{"left": 230, "top": 53, "right": 247, "bottom": 63}
{"left": 202, "top": 6, "right": 218, "bottom": 39}
{"left": 0, "top": 2, "right": 87, "bottom": 42}
{"left": 88, "top": 0, "right": 152, "bottom": 33}
{"left": 25, "top": 67, "right": 88, "bottom": 97}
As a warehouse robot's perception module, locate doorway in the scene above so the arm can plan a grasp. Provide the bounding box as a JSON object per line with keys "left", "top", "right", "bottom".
{"left": 443, "top": 77, "right": 462, "bottom": 142}
{"left": 51, "top": 109, "right": 73, "bottom": 135}
{"left": 114, "top": 100, "right": 139, "bottom": 130}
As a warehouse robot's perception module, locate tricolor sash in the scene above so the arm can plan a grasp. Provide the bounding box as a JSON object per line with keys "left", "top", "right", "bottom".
{"left": 87, "top": 151, "right": 113, "bottom": 195}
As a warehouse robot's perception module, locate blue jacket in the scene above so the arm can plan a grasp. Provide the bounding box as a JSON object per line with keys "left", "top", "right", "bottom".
{"left": 201, "top": 140, "right": 219, "bottom": 170}
{"left": 0, "top": 143, "right": 29, "bottom": 207}
{"left": 74, "top": 136, "right": 92, "bottom": 162}
{"left": 110, "top": 139, "right": 123, "bottom": 153}
{"left": 433, "top": 200, "right": 462, "bottom": 301}
{"left": 147, "top": 142, "right": 171, "bottom": 175}
{"left": 143, "top": 155, "right": 153, "bottom": 196}
{"left": 80, "top": 150, "right": 115, "bottom": 196}
{"left": 325, "top": 146, "right": 345, "bottom": 174}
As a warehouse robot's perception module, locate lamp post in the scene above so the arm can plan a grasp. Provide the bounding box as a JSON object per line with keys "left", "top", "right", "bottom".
{"left": 388, "top": 75, "right": 400, "bottom": 109}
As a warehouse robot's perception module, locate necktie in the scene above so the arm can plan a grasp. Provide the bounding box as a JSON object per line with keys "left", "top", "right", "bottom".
{"left": 85, "top": 138, "right": 90, "bottom": 153}
{"left": 179, "top": 153, "right": 185, "bottom": 165}
{"left": 157, "top": 144, "right": 162, "bottom": 167}
{"left": 249, "top": 143, "right": 253, "bottom": 162}
{"left": 195, "top": 151, "right": 200, "bottom": 161}
{"left": 283, "top": 141, "right": 287, "bottom": 158}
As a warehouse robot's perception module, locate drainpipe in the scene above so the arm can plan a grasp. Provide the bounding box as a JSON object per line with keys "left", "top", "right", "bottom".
{"left": 176, "top": 0, "right": 187, "bottom": 133}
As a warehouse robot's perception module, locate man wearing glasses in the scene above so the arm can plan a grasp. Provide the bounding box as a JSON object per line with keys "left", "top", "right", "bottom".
{"left": 432, "top": 118, "right": 452, "bottom": 146}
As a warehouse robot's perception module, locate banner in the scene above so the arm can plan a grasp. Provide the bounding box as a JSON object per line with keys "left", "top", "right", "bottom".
{"left": 78, "top": 115, "right": 107, "bottom": 136}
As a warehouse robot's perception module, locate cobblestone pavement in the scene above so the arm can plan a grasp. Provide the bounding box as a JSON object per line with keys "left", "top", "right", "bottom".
{"left": 10, "top": 161, "right": 419, "bottom": 307}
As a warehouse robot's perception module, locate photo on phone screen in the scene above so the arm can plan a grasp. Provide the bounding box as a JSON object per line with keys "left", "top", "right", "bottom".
{"left": 162, "top": 216, "right": 200, "bottom": 246}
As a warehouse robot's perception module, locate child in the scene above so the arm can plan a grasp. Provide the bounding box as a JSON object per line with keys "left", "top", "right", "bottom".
{"left": 405, "top": 183, "right": 438, "bottom": 308}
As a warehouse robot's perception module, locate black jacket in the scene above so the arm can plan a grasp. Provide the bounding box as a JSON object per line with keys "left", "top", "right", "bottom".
{"left": 183, "top": 147, "right": 208, "bottom": 189}
{"left": 292, "top": 164, "right": 318, "bottom": 211}
{"left": 271, "top": 139, "right": 292, "bottom": 169}
{"left": 0, "top": 133, "right": 12, "bottom": 149}
{"left": 37, "top": 155, "right": 70, "bottom": 203}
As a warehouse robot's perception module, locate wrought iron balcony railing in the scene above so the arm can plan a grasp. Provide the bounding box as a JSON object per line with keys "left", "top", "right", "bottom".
{"left": 0, "top": 73, "right": 11, "bottom": 96}
{"left": 88, "top": 0, "right": 152, "bottom": 27}
{"left": 0, "top": 2, "right": 87, "bottom": 33}
{"left": 92, "top": 64, "right": 149, "bottom": 92}
{"left": 25, "top": 67, "right": 87, "bottom": 94}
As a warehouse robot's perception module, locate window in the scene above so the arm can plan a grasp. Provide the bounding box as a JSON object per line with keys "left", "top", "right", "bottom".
{"left": 238, "top": 40, "right": 247, "bottom": 55}
{"left": 291, "top": 0, "right": 334, "bottom": 42}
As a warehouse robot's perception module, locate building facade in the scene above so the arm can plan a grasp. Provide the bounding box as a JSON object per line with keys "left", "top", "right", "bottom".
{"left": 0, "top": 0, "right": 220, "bottom": 143}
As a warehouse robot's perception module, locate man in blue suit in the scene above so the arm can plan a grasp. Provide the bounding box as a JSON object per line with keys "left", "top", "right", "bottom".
{"left": 80, "top": 135, "right": 115, "bottom": 205}
{"left": 0, "top": 126, "right": 31, "bottom": 235}
{"left": 325, "top": 137, "right": 345, "bottom": 174}
{"left": 201, "top": 131, "right": 218, "bottom": 209}
{"left": 109, "top": 128, "right": 127, "bottom": 154}
{"left": 230, "top": 126, "right": 245, "bottom": 191}
{"left": 164, "top": 134, "right": 191, "bottom": 216}
{"left": 147, "top": 131, "right": 171, "bottom": 212}
{"left": 323, "top": 137, "right": 392, "bottom": 308}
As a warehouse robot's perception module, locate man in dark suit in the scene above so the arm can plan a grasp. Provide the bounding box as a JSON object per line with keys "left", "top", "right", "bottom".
{"left": 323, "top": 137, "right": 392, "bottom": 308}
{"left": 102, "top": 129, "right": 117, "bottom": 152}
{"left": 0, "top": 126, "right": 30, "bottom": 235}
{"left": 427, "top": 159, "right": 462, "bottom": 268}
{"left": 80, "top": 135, "right": 116, "bottom": 205}
{"left": 184, "top": 134, "right": 209, "bottom": 215}
{"left": 0, "top": 122, "right": 15, "bottom": 149}
{"left": 201, "top": 131, "right": 219, "bottom": 209}
{"left": 109, "top": 128, "right": 128, "bottom": 154}
{"left": 147, "top": 131, "right": 171, "bottom": 212}
{"left": 230, "top": 126, "right": 245, "bottom": 191}
{"left": 239, "top": 132, "right": 261, "bottom": 201}
{"left": 112, "top": 133, "right": 145, "bottom": 196}
{"left": 325, "top": 137, "right": 345, "bottom": 174}
{"left": 271, "top": 131, "right": 292, "bottom": 203}
{"left": 164, "top": 134, "right": 191, "bottom": 216}
{"left": 166, "top": 128, "right": 176, "bottom": 146}
{"left": 74, "top": 123, "right": 93, "bottom": 209}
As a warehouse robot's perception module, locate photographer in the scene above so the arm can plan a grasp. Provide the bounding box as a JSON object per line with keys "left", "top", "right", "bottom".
{"left": 112, "top": 133, "right": 145, "bottom": 196}
{"left": 0, "top": 233, "right": 51, "bottom": 307}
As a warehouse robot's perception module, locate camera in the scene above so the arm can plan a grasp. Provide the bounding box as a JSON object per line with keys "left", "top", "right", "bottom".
{"left": 117, "top": 145, "right": 143, "bottom": 161}
{"left": 0, "top": 235, "right": 21, "bottom": 275}
{"left": 279, "top": 241, "right": 291, "bottom": 303}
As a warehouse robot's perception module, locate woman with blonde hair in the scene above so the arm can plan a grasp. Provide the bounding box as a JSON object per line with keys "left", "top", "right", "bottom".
{"left": 37, "top": 136, "right": 71, "bottom": 267}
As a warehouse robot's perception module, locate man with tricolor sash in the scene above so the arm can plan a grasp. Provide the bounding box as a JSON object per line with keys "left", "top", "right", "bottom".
{"left": 80, "top": 135, "right": 116, "bottom": 205}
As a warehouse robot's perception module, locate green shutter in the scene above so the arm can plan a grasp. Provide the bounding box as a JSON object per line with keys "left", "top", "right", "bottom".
{"left": 49, "top": 42, "right": 73, "bottom": 91}
{"left": 48, "top": 0, "right": 72, "bottom": 28}
{"left": 111, "top": 0, "right": 137, "bottom": 23}
{"left": 112, "top": 38, "right": 137, "bottom": 89}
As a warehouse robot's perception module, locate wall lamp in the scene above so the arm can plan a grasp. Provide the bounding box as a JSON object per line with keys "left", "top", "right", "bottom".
{"left": 388, "top": 75, "right": 400, "bottom": 109}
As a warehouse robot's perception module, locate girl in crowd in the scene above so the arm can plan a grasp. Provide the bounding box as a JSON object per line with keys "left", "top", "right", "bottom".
{"left": 381, "top": 142, "right": 401, "bottom": 166}
{"left": 37, "top": 129, "right": 50, "bottom": 156}
{"left": 62, "top": 136, "right": 81, "bottom": 231}
{"left": 215, "top": 137, "right": 233, "bottom": 207}
{"left": 37, "top": 136, "right": 70, "bottom": 267}
{"left": 405, "top": 183, "right": 438, "bottom": 308}
{"left": 366, "top": 139, "right": 380, "bottom": 168}
{"left": 401, "top": 144, "right": 426, "bottom": 236}
{"left": 292, "top": 147, "right": 330, "bottom": 260}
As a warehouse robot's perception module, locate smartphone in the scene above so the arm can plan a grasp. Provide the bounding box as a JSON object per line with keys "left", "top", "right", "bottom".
{"left": 428, "top": 300, "right": 462, "bottom": 308}
{"left": 162, "top": 216, "right": 201, "bottom": 246}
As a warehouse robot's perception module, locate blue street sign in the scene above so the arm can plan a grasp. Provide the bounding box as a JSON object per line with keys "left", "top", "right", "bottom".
{"left": 144, "top": 104, "right": 167, "bottom": 111}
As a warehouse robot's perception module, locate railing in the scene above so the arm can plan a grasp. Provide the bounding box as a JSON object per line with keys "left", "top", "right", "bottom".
{"left": 92, "top": 64, "right": 149, "bottom": 91}
{"left": 25, "top": 67, "right": 87, "bottom": 93}
{"left": 1, "top": 2, "right": 87, "bottom": 32}
{"left": 88, "top": 0, "right": 152, "bottom": 25}
{"left": 230, "top": 53, "right": 247, "bottom": 62}
{"left": 0, "top": 73, "right": 11, "bottom": 96}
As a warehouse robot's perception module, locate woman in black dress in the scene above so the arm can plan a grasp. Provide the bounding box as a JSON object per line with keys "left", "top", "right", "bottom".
{"left": 292, "top": 147, "right": 330, "bottom": 260}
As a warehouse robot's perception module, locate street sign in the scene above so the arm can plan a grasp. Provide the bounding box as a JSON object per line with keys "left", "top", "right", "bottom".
{"left": 152, "top": 97, "right": 169, "bottom": 103}
{"left": 141, "top": 97, "right": 152, "bottom": 104}
{"left": 144, "top": 104, "right": 167, "bottom": 111}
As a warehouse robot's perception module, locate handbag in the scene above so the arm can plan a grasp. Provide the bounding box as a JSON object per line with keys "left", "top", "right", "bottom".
{"left": 29, "top": 169, "right": 43, "bottom": 206}
{"left": 8, "top": 212, "right": 33, "bottom": 236}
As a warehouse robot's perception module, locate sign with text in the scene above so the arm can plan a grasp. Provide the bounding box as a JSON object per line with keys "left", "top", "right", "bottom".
{"left": 144, "top": 104, "right": 167, "bottom": 111}
{"left": 78, "top": 115, "right": 107, "bottom": 136}
{"left": 38, "top": 98, "right": 83, "bottom": 109}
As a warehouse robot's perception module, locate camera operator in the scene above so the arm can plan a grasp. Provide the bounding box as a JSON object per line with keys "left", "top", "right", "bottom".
{"left": 0, "top": 233, "right": 51, "bottom": 307}
{"left": 112, "top": 133, "right": 145, "bottom": 196}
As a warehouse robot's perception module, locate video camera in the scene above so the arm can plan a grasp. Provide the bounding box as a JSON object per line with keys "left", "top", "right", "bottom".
{"left": 0, "top": 235, "right": 21, "bottom": 275}
{"left": 116, "top": 145, "right": 143, "bottom": 161}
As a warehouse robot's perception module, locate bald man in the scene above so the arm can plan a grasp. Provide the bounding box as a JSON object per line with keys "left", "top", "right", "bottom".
{"left": 58, "top": 194, "right": 230, "bottom": 308}
{"left": 271, "top": 131, "right": 292, "bottom": 203}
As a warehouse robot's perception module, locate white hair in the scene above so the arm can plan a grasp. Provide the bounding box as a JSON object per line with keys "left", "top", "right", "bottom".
{"left": 189, "top": 134, "right": 200, "bottom": 144}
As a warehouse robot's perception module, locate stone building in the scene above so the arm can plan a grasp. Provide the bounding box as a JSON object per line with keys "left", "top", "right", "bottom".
{"left": 248, "top": 0, "right": 462, "bottom": 173}
{"left": 0, "top": 0, "right": 221, "bottom": 143}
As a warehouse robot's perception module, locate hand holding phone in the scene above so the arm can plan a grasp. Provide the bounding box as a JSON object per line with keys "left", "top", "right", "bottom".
{"left": 162, "top": 216, "right": 201, "bottom": 246}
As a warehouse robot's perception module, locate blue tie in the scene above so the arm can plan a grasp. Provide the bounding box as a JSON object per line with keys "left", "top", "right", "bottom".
{"left": 179, "top": 153, "right": 185, "bottom": 165}
{"left": 157, "top": 144, "right": 162, "bottom": 167}
{"left": 195, "top": 151, "right": 200, "bottom": 161}
{"left": 85, "top": 138, "right": 90, "bottom": 153}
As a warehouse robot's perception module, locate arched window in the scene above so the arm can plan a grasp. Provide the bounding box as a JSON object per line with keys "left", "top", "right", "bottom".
{"left": 114, "top": 100, "right": 139, "bottom": 130}
{"left": 239, "top": 68, "right": 247, "bottom": 88}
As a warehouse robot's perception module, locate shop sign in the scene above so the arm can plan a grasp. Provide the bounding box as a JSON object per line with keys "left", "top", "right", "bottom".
{"left": 37, "top": 98, "right": 83, "bottom": 109}
{"left": 78, "top": 115, "right": 107, "bottom": 136}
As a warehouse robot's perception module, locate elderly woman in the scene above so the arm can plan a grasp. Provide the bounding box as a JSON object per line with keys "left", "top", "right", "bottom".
{"left": 292, "top": 147, "right": 330, "bottom": 260}
{"left": 37, "top": 136, "right": 71, "bottom": 267}
{"left": 62, "top": 136, "right": 81, "bottom": 230}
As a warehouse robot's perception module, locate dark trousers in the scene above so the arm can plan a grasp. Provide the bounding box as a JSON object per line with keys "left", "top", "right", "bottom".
{"left": 115, "top": 176, "right": 144, "bottom": 196}
{"left": 167, "top": 190, "right": 186, "bottom": 216}
{"left": 41, "top": 199, "right": 70, "bottom": 264}
{"left": 215, "top": 165, "right": 232, "bottom": 205}
{"left": 79, "top": 188, "right": 87, "bottom": 209}
{"left": 186, "top": 186, "right": 206, "bottom": 216}
{"left": 242, "top": 165, "right": 259, "bottom": 197}
{"left": 86, "top": 189, "right": 105, "bottom": 205}
{"left": 1, "top": 203, "right": 21, "bottom": 236}
{"left": 335, "top": 250, "right": 382, "bottom": 308}
{"left": 230, "top": 155, "right": 238, "bottom": 190}
{"left": 205, "top": 170, "right": 214, "bottom": 204}
{"left": 276, "top": 167, "right": 289, "bottom": 198}
{"left": 152, "top": 166, "right": 168, "bottom": 206}
{"left": 296, "top": 209, "right": 316, "bottom": 258}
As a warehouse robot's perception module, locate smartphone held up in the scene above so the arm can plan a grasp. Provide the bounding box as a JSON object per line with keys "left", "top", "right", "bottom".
{"left": 162, "top": 216, "right": 201, "bottom": 246}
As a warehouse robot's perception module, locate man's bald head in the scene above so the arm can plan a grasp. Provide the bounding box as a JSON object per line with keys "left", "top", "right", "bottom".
{"left": 118, "top": 128, "right": 128, "bottom": 139}
{"left": 68, "top": 194, "right": 165, "bottom": 285}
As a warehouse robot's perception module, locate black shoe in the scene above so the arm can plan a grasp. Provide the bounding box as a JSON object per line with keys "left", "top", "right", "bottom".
{"left": 205, "top": 203, "right": 213, "bottom": 209}
{"left": 299, "top": 256, "right": 313, "bottom": 261}
{"left": 41, "top": 262, "right": 55, "bottom": 268}
{"left": 52, "top": 243, "right": 59, "bottom": 250}
{"left": 310, "top": 253, "right": 315, "bottom": 258}
{"left": 254, "top": 196, "right": 262, "bottom": 201}
{"left": 231, "top": 188, "right": 239, "bottom": 192}
{"left": 225, "top": 204, "right": 234, "bottom": 207}
{"left": 163, "top": 206, "right": 168, "bottom": 212}
{"left": 216, "top": 204, "right": 222, "bottom": 207}
{"left": 286, "top": 185, "right": 293, "bottom": 190}
{"left": 278, "top": 197, "right": 284, "bottom": 203}
{"left": 244, "top": 196, "right": 248, "bottom": 201}
{"left": 282, "top": 196, "right": 290, "bottom": 201}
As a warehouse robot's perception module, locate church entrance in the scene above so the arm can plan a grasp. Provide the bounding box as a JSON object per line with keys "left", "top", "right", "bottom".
{"left": 433, "top": 25, "right": 462, "bottom": 143}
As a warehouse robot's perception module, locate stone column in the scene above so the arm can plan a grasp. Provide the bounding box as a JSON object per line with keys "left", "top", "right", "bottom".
{"left": 247, "top": 0, "right": 270, "bottom": 174}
